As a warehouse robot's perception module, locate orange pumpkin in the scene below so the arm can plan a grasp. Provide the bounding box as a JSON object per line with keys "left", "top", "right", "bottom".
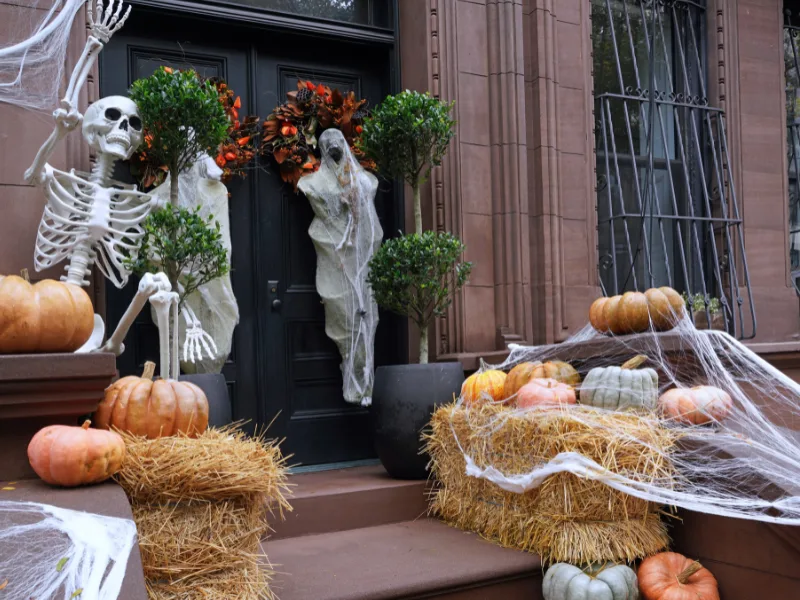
{"left": 589, "top": 287, "right": 684, "bottom": 335}
{"left": 504, "top": 361, "right": 542, "bottom": 398}
{"left": 504, "top": 361, "right": 580, "bottom": 398}
{"left": 658, "top": 385, "right": 733, "bottom": 425}
{"left": 516, "top": 378, "right": 577, "bottom": 409}
{"left": 27, "top": 420, "right": 125, "bottom": 487}
{"left": 462, "top": 359, "right": 507, "bottom": 406}
{"left": 95, "top": 361, "right": 209, "bottom": 438}
{"left": 0, "top": 269, "right": 94, "bottom": 353}
{"left": 638, "top": 552, "right": 719, "bottom": 600}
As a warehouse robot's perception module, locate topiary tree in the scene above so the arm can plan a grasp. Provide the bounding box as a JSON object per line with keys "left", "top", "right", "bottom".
{"left": 368, "top": 231, "right": 472, "bottom": 364}
{"left": 124, "top": 207, "right": 229, "bottom": 306}
{"left": 359, "top": 90, "right": 455, "bottom": 234}
{"left": 129, "top": 67, "right": 229, "bottom": 205}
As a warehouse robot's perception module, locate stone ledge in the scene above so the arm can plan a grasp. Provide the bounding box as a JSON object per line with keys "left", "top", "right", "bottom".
{"left": 0, "top": 352, "right": 116, "bottom": 420}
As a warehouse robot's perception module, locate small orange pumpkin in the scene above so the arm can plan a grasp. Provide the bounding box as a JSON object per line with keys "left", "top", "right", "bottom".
{"left": 27, "top": 420, "right": 125, "bottom": 487}
{"left": 658, "top": 385, "right": 733, "bottom": 425}
{"left": 0, "top": 269, "right": 94, "bottom": 353}
{"left": 638, "top": 552, "right": 719, "bottom": 600}
{"left": 590, "top": 287, "right": 685, "bottom": 335}
{"left": 516, "top": 378, "right": 577, "bottom": 409}
{"left": 95, "top": 361, "right": 209, "bottom": 438}
{"left": 504, "top": 361, "right": 580, "bottom": 398}
{"left": 462, "top": 359, "right": 507, "bottom": 406}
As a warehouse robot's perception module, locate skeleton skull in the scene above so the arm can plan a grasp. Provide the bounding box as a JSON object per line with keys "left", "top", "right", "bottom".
{"left": 82, "top": 96, "right": 143, "bottom": 160}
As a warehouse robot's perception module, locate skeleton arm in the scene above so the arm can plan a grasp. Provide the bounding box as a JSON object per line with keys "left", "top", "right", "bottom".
{"left": 24, "top": 0, "right": 131, "bottom": 185}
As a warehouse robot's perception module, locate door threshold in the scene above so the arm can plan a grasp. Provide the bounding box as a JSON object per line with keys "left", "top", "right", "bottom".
{"left": 288, "top": 458, "right": 381, "bottom": 475}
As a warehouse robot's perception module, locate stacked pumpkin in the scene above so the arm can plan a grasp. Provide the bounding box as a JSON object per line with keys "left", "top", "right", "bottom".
{"left": 27, "top": 361, "right": 209, "bottom": 488}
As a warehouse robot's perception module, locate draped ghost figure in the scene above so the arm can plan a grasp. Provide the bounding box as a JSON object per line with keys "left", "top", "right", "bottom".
{"left": 298, "top": 129, "right": 383, "bottom": 406}
{"left": 150, "top": 151, "right": 239, "bottom": 374}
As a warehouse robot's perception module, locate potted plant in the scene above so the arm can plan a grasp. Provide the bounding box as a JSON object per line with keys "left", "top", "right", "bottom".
{"left": 684, "top": 292, "right": 726, "bottom": 331}
{"left": 126, "top": 67, "right": 233, "bottom": 425}
{"left": 361, "top": 90, "right": 470, "bottom": 479}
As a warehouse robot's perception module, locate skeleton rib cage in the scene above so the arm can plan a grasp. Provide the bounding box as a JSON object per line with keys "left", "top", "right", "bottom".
{"left": 34, "top": 165, "right": 151, "bottom": 288}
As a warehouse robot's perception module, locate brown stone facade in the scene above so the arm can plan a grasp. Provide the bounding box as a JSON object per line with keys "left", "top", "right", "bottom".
{"left": 1, "top": 0, "right": 800, "bottom": 364}
{"left": 399, "top": 0, "right": 800, "bottom": 366}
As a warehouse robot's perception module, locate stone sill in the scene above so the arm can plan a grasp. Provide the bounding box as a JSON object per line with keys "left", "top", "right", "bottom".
{"left": 0, "top": 352, "right": 116, "bottom": 420}
{"left": 439, "top": 332, "right": 800, "bottom": 372}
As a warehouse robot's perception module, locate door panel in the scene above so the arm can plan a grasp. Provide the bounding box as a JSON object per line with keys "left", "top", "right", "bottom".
{"left": 100, "top": 10, "right": 402, "bottom": 466}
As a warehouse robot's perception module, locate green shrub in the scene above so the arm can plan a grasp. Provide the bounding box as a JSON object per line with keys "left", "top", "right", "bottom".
{"left": 368, "top": 231, "right": 472, "bottom": 363}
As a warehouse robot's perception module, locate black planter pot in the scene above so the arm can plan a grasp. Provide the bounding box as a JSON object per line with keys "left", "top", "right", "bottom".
{"left": 372, "top": 362, "right": 465, "bottom": 480}
{"left": 179, "top": 373, "right": 232, "bottom": 428}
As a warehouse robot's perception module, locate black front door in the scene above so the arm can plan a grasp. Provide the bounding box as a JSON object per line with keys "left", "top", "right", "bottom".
{"left": 101, "top": 6, "right": 403, "bottom": 466}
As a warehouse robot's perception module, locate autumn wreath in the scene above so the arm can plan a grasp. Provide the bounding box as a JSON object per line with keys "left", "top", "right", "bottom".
{"left": 261, "top": 80, "right": 374, "bottom": 190}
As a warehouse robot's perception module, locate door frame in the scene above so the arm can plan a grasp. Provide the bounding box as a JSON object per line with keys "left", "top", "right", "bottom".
{"left": 103, "top": 0, "right": 408, "bottom": 460}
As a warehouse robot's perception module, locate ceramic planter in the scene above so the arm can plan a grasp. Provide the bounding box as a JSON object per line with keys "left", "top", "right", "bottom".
{"left": 371, "top": 362, "right": 464, "bottom": 480}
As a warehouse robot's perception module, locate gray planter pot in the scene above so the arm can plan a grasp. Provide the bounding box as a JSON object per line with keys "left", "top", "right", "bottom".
{"left": 179, "top": 373, "right": 232, "bottom": 428}
{"left": 371, "top": 362, "right": 465, "bottom": 480}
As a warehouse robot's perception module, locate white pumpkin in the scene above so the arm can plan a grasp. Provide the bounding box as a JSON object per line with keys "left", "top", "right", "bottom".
{"left": 580, "top": 355, "right": 658, "bottom": 411}
{"left": 543, "top": 562, "right": 639, "bottom": 600}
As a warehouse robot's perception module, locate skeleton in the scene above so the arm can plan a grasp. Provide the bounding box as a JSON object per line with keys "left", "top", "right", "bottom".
{"left": 22, "top": 0, "right": 200, "bottom": 379}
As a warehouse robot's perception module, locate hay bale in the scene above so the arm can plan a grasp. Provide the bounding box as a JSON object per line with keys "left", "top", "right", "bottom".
{"left": 425, "top": 403, "right": 677, "bottom": 565}
{"left": 115, "top": 425, "right": 291, "bottom": 600}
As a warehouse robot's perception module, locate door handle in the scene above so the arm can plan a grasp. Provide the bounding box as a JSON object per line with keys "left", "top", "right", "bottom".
{"left": 268, "top": 280, "right": 281, "bottom": 312}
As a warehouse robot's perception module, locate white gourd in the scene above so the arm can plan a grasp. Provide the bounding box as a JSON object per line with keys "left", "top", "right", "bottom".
{"left": 542, "top": 562, "right": 639, "bottom": 600}
{"left": 580, "top": 355, "right": 658, "bottom": 411}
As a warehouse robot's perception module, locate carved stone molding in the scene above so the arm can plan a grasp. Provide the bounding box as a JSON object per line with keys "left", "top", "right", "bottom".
{"left": 487, "top": 0, "right": 532, "bottom": 347}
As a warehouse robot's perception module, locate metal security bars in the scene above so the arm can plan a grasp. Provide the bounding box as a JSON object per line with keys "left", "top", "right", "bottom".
{"left": 785, "top": 7, "right": 800, "bottom": 284}
{"left": 591, "top": 0, "right": 756, "bottom": 339}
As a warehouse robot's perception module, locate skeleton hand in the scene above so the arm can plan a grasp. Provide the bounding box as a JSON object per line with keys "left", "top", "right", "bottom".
{"left": 182, "top": 306, "right": 218, "bottom": 364}
{"left": 53, "top": 100, "right": 83, "bottom": 133}
{"left": 88, "top": 0, "right": 131, "bottom": 44}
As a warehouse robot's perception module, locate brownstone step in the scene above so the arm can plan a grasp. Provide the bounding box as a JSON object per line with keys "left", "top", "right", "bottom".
{"left": 264, "top": 518, "right": 543, "bottom": 600}
{"left": 272, "top": 465, "right": 429, "bottom": 540}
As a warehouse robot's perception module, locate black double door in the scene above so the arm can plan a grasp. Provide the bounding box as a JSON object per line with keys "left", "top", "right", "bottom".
{"left": 101, "top": 8, "right": 403, "bottom": 466}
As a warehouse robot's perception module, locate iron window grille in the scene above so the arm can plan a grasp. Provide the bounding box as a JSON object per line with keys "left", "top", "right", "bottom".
{"left": 784, "top": 4, "right": 800, "bottom": 291}
{"left": 591, "top": 0, "right": 756, "bottom": 339}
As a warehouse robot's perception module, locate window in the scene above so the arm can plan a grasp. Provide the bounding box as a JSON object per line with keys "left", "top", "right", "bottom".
{"left": 213, "top": 0, "right": 391, "bottom": 28}
{"left": 591, "top": 0, "right": 755, "bottom": 338}
{"left": 785, "top": 4, "right": 800, "bottom": 284}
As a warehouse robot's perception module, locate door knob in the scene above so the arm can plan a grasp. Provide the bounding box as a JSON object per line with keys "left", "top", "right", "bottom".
{"left": 272, "top": 298, "right": 282, "bottom": 310}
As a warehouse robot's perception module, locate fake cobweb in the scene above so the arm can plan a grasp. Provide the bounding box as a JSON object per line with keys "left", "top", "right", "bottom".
{"left": 452, "top": 313, "right": 800, "bottom": 525}
{"left": 298, "top": 129, "right": 382, "bottom": 406}
{"left": 0, "top": 0, "right": 87, "bottom": 112}
{"left": 0, "top": 500, "right": 137, "bottom": 600}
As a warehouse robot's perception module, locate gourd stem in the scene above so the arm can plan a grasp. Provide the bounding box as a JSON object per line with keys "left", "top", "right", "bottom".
{"left": 478, "top": 358, "right": 488, "bottom": 372}
{"left": 142, "top": 361, "right": 157, "bottom": 381}
{"left": 81, "top": 420, "right": 91, "bottom": 430}
{"left": 20, "top": 268, "right": 30, "bottom": 282}
{"left": 677, "top": 561, "right": 703, "bottom": 584}
{"left": 621, "top": 355, "right": 648, "bottom": 370}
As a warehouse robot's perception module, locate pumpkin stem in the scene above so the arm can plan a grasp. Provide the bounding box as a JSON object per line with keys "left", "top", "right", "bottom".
{"left": 20, "top": 268, "right": 30, "bottom": 282}
{"left": 621, "top": 355, "right": 648, "bottom": 370}
{"left": 478, "top": 358, "right": 488, "bottom": 372}
{"left": 677, "top": 561, "right": 703, "bottom": 584}
{"left": 142, "top": 361, "right": 157, "bottom": 381}
{"left": 81, "top": 420, "right": 91, "bottom": 430}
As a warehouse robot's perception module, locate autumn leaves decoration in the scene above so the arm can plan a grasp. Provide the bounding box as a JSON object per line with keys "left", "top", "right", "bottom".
{"left": 132, "top": 76, "right": 371, "bottom": 191}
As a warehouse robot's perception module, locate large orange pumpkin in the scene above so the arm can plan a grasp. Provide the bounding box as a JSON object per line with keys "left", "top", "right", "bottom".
{"left": 590, "top": 287, "right": 684, "bottom": 335}
{"left": 658, "top": 385, "right": 733, "bottom": 425}
{"left": 95, "top": 361, "right": 209, "bottom": 438}
{"left": 638, "top": 552, "right": 719, "bottom": 600}
{"left": 27, "top": 420, "right": 125, "bottom": 487}
{"left": 0, "top": 269, "right": 94, "bottom": 353}
{"left": 462, "top": 359, "right": 507, "bottom": 406}
{"left": 516, "top": 378, "right": 577, "bottom": 409}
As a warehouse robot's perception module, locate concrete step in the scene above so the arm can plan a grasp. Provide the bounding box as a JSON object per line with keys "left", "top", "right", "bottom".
{"left": 264, "top": 518, "right": 543, "bottom": 600}
{"left": 272, "top": 465, "right": 429, "bottom": 540}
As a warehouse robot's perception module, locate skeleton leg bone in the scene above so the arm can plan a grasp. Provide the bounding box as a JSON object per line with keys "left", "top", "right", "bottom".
{"left": 149, "top": 289, "right": 179, "bottom": 380}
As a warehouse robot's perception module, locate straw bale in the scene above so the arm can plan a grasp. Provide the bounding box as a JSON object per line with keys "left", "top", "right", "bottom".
{"left": 115, "top": 425, "right": 291, "bottom": 600}
{"left": 425, "top": 403, "right": 677, "bottom": 565}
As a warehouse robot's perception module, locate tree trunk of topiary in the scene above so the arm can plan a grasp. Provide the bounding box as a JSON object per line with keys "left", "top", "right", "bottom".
{"left": 169, "top": 164, "right": 179, "bottom": 205}
{"left": 412, "top": 181, "right": 422, "bottom": 235}
{"left": 419, "top": 324, "right": 429, "bottom": 364}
